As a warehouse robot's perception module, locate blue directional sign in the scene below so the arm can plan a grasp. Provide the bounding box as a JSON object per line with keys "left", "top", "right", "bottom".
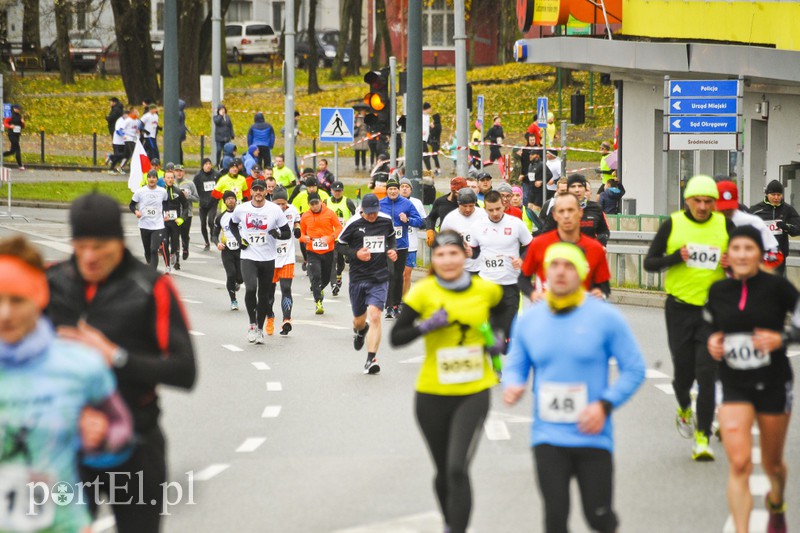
{"left": 319, "top": 107, "right": 355, "bottom": 143}
{"left": 669, "top": 97, "right": 738, "bottom": 116}
{"left": 537, "top": 97, "right": 548, "bottom": 127}
{"left": 668, "top": 116, "right": 737, "bottom": 134}
{"left": 476, "top": 95, "right": 485, "bottom": 123}
{"left": 669, "top": 80, "right": 738, "bottom": 98}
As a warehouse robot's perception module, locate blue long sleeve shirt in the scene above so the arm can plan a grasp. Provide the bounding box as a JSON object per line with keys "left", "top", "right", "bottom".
{"left": 504, "top": 297, "right": 646, "bottom": 452}
{"left": 379, "top": 196, "right": 425, "bottom": 249}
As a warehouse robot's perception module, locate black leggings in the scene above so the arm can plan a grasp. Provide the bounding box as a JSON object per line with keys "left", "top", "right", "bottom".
{"left": 491, "top": 284, "right": 521, "bottom": 352}
{"left": 268, "top": 276, "right": 294, "bottom": 320}
{"left": 81, "top": 425, "right": 167, "bottom": 533}
{"left": 334, "top": 249, "right": 346, "bottom": 280}
{"left": 355, "top": 150, "right": 367, "bottom": 167}
{"left": 139, "top": 228, "right": 165, "bottom": 269}
{"left": 3, "top": 132, "right": 21, "bottom": 166}
{"left": 665, "top": 296, "right": 719, "bottom": 436}
{"left": 163, "top": 222, "right": 180, "bottom": 263}
{"left": 387, "top": 248, "right": 409, "bottom": 309}
{"left": 241, "top": 259, "right": 276, "bottom": 328}
{"left": 415, "top": 390, "right": 490, "bottom": 533}
{"left": 221, "top": 249, "right": 243, "bottom": 302}
{"left": 533, "top": 444, "right": 618, "bottom": 533}
{"left": 257, "top": 146, "right": 272, "bottom": 168}
{"left": 109, "top": 143, "right": 126, "bottom": 169}
{"left": 179, "top": 216, "right": 192, "bottom": 252}
{"left": 307, "top": 252, "right": 334, "bottom": 301}
{"left": 198, "top": 205, "right": 217, "bottom": 245}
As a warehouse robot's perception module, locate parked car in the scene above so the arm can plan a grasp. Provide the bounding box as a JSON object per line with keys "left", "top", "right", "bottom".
{"left": 101, "top": 39, "right": 163, "bottom": 74}
{"left": 41, "top": 38, "right": 103, "bottom": 72}
{"left": 225, "top": 21, "right": 279, "bottom": 62}
{"left": 295, "top": 29, "right": 347, "bottom": 68}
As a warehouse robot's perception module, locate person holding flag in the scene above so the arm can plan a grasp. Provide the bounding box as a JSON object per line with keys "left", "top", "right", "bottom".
{"left": 127, "top": 137, "right": 152, "bottom": 192}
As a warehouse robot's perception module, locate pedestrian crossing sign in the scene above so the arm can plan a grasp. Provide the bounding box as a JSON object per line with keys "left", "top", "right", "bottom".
{"left": 537, "top": 97, "right": 548, "bottom": 127}
{"left": 319, "top": 107, "right": 355, "bottom": 143}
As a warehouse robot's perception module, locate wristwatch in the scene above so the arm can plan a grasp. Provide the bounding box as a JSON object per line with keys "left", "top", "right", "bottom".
{"left": 110, "top": 347, "right": 129, "bottom": 368}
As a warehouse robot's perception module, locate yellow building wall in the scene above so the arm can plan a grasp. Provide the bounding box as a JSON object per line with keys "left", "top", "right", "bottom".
{"left": 621, "top": 1, "right": 800, "bottom": 51}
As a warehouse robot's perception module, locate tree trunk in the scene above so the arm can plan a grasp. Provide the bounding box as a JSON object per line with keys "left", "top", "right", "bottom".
{"left": 53, "top": 0, "right": 74, "bottom": 84}
{"left": 199, "top": 0, "right": 233, "bottom": 77}
{"left": 496, "top": 0, "right": 517, "bottom": 65}
{"left": 177, "top": 0, "right": 204, "bottom": 107}
{"left": 345, "top": 0, "right": 362, "bottom": 75}
{"left": 109, "top": 0, "right": 160, "bottom": 105}
{"left": 306, "top": 0, "right": 320, "bottom": 94}
{"left": 467, "top": 0, "right": 478, "bottom": 70}
{"left": 370, "top": 0, "right": 391, "bottom": 69}
{"left": 328, "top": 0, "right": 351, "bottom": 81}
{"left": 21, "top": 0, "right": 39, "bottom": 52}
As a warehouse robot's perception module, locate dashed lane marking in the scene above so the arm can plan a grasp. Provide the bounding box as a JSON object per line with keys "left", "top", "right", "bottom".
{"left": 189, "top": 330, "right": 205, "bottom": 336}
{"left": 399, "top": 355, "right": 425, "bottom": 364}
{"left": 266, "top": 382, "right": 283, "bottom": 391}
{"left": 252, "top": 362, "right": 271, "bottom": 370}
{"left": 194, "top": 464, "right": 230, "bottom": 481}
{"left": 722, "top": 510, "right": 768, "bottom": 533}
{"left": 181, "top": 298, "right": 203, "bottom": 304}
{"left": 752, "top": 447, "right": 761, "bottom": 465}
{"left": 170, "top": 270, "right": 226, "bottom": 285}
{"left": 654, "top": 384, "right": 675, "bottom": 395}
{"left": 749, "top": 474, "right": 769, "bottom": 496}
{"left": 646, "top": 368, "right": 670, "bottom": 379}
{"left": 236, "top": 437, "right": 267, "bottom": 453}
{"left": 291, "top": 319, "right": 350, "bottom": 330}
{"left": 223, "top": 344, "right": 244, "bottom": 352}
{"left": 483, "top": 419, "right": 511, "bottom": 440}
{"left": 262, "top": 405, "right": 282, "bottom": 418}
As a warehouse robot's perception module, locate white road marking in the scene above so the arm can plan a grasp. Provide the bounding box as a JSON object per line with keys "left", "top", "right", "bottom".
{"left": 236, "top": 437, "right": 267, "bottom": 453}
{"left": 399, "top": 355, "right": 425, "bottom": 364}
{"left": 752, "top": 426, "right": 760, "bottom": 436}
{"left": 654, "top": 383, "right": 675, "bottom": 395}
{"left": 787, "top": 348, "right": 800, "bottom": 358}
{"left": 266, "top": 381, "right": 283, "bottom": 391}
{"left": 749, "top": 474, "right": 770, "bottom": 496}
{"left": 189, "top": 330, "right": 205, "bottom": 336}
{"left": 722, "top": 510, "right": 768, "bottom": 533}
{"left": 182, "top": 298, "right": 203, "bottom": 304}
{"left": 488, "top": 410, "right": 532, "bottom": 424}
{"left": 646, "top": 368, "right": 669, "bottom": 379}
{"left": 252, "top": 362, "right": 271, "bottom": 370}
{"left": 182, "top": 260, "right": 209, "bottom": 264}
{"left": 752, "top": 447, "right": 762, "bottom": 465}
{"left": 194, "top": 464, "right": 230, "bottom": 481}
{"left": 91, "top": 516, "right": 116, "bottom": 532}
{"left": 292, "top": 319, "right": 350, "bottom": 330}
{"left": 223, "top": 344, "right": 244, "bottom": 352}
{"left": 262, "top": 405, "right": 282, "bottom": 418}
{"left": 303, "top": 297, "right": 342, "bottom": 303}
{"left": 170, "top": 270, "right": 226, "bottom": 285}
{"left": 32, "top": 239, "right": 74, "bottom": 254}
{"left": 483, "top": 419, "right": 511, "bottom": 440}
{"left": 333, "top": 511, "right": 442, "bottom": 533}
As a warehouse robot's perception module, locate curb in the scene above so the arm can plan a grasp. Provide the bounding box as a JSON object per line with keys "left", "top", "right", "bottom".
{"left": 608, "top": 288, "right": 666, "bottom": 309}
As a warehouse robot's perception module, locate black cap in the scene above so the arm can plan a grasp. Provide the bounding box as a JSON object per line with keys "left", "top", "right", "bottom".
{"left": 165, "top": 162, "right": 175, "bottom": 171}
{"left": 457, "top": 188, "right": 478, "bottom": 205}
{"left": 233, "top": 158, "right": 243, "bottom": 166}
{"left": 70, "top": 193, "right": 124, "bottom": 240}
{"left": 251, "top": 165, "right": 262, "bottom": 173}
{"left": 302, "top": 168, "right": 316, "bottom": 176}
{"left": 223, "top": 190, "right": 237, "bottom": 200}
{"left": 766, "top": 180, "right": 784, "bottom": 195}
{"left": 386, "top": 177, "right": 400, "bottom": 189}
{"left": 729, "top": 225, "right": 765, "bottom": 253}
{"left": 308, "top": 192, "right": 321, "bottom": 203}
{"left": 272, "top": 187, "right": 288, "bottom": 201}
{"left": 331, "top": 181, "right": 344, "bottom": 191}
{"left": 251, "top": 179, "right": 267, "bottom": 190}
{"left": 567, "top": 173, "right": 587, "bottom": 188}
{"left": 361, "top": 193, "right": 380, "bottom": 214}
{"left": 477, "top": 172, "right": 492, "bottom": 181}
{"left": 151, "top": 158, "right": 160, "bottom": 166}
{"left": 174, "top": 164, "right": 184, "bottom": 171}
{"left": 305, "top": 177, "right": 318, "bottom": 188}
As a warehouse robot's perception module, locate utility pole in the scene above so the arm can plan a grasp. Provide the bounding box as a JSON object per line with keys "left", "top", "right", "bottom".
{"left": 211, "top": 0, "right": 221, "bottom": 163}
{"left": 389, "top": 56, "right": 397, "bottom": 169}
{"left": 284, "top": 0, "right": 296, "bottom": 175}
{"left": 454, "top": 0, "right": 468, "bottom": 177}
{"left": 406, "top": 0, "right": 422, "bottom": 199}
{"left": 162, "top": 0, "right": 179, "bottom": 163}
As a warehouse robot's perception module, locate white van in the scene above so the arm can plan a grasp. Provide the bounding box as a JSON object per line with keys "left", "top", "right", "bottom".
{"left": 225, "top": 21, "right": 280, "bottom": 62}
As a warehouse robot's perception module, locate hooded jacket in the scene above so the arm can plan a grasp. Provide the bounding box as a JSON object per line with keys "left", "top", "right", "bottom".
{"left": 247, "top": 112, "right": 275, "bottom": 148}
{"left": 213, "top": 108, "right": 234, "bottom": 142}
{"left": 193, "top": 167, "right": 218, "bottom": 209}
{"left": 243, "top": 144, "right": 259, "bottom": 175}
{"left": 749, "top": 198, "right": 800, "bottom": 257}
{"left": 106, "top": 100, "right": 124, "bottom": 136}
{"left": 599, "top": 183, "right": 626, "bottom": 215}
{"left": 220, "top": 142, "right": 236, "bottom": 171}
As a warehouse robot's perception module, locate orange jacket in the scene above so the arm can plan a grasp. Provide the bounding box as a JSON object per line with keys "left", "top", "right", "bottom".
{"left": 299, "top": 204, "right": 342, "bottom": 254}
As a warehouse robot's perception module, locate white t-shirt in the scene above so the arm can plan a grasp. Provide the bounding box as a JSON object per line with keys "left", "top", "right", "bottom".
{"left": 217, "top": 211, "right": 241, "bottom": 250}
{"left": 470, "top": 214, "right": 533, "bottom": 285}
{"left": 422, "top": 113, "right": 431, "bottom": 143}
{"left": 546, "top": 157, "right": 562, "bottom": 190}
{"left": 132, "top": 186, "right": 167, "bottom": 230}
{"left": 122, "top": 116, "right": 139, "bottom": 143}
{"left": 275, "top": 204, "right": 300, "bottom": 267}
{"left": 406, "top": 196, "right": 427, "bottom": 253}
{"left": 141, "top": 112, "right": 159, "bottom": 138}
{"left": 231, "top": 201, "right": 289, "bottom": 262}
{"left": 731, "top": 209, "right": 780, "bottom": 252}
{"left": 440, "top": 207, "right": 488, "bottom": 273}
{"left": 112, "top": 116, "right": 126, "bottom": 146}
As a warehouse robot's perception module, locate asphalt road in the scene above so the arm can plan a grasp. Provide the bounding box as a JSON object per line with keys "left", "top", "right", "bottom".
{"left": 1, "top": 206, "right": 798, "bottom": 533}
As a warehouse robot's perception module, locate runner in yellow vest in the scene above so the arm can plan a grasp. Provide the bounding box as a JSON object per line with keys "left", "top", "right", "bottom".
{"left": 325, "top": 181, "right": 357, "bottom": 294}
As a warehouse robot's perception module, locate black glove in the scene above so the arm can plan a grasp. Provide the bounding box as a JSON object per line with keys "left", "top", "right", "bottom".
{"left": 776, "top": 220, "right": 789, "bottom": 231}
{"left": 293, "top": 227, "right": 301, "bottom": 239}
{"left": 269, "top": 229, "right": 281, "bottom": 239}
{"left": 240, "top": 238, "right": 249, "bottom": 249}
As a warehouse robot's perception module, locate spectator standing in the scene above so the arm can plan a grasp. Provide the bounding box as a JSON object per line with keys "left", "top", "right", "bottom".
{"left": 427, "top": 111, "right": 442, "bottom": 176}
{"left": 178, "top": 99, "right": 188, "bottom": 164}
{"left": 213, "top": 104, "right": 235, "bottom": 167}
{"left": 106, "top": 97, "right": 124, "bottom": 137}
{"left": 316, "top": 158, "right": 335, "bottom": 194}
{"left": 247, "top": 112, "right": 275, "bottom": 169}
{"left": 3, "top": 103, "right": 24, "bottom": 170}
{"left": 353, "top": 109, "right": 369, "bottom": 171}
{"left": 599, "top": 178, "right": 626, "bottom": 215}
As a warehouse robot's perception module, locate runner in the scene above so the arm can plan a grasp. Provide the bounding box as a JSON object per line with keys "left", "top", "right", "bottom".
{"left": 504, "top": 242, "right": 646, "bottom": 533}
{"left": 272, "top": 154, "right": 297, "bottom": 189}
{"left": 270, "top": 187, "right": 301, "bottom": 335}
{"left": 749, "top": 179, "right": 800, "bottom": 275}
{"left": 211, "top": 190, "right": 245, "bottom": 310}
{"left": 336, "top": 194, "right": 398, "bottom": 374}
{"left": 519, "top": 194, "right": 611, "bottom": 300}
{"left": 1, "top": 235, "right": 132, "bottom": 533}
{"left": 439, "top": 188, "right": 487, "bottom": 276}
{"left": 399, "top": 177, "right": 428, "bottom": 295}
{"left": 175, "top": 164, "right": 198, "bottom": 261}
{"left": 542, "top": 174, "right": 610, "bottom": 246}
{"left": 381, "top": 177, "right": 425, "bottom": 318}
{"left": 644, "top": 174, "right": 735, "bottom": 461}
{"left": 325, "top": 181, "right": 357, "bottom": 295}
{"left": 299, "top": 192, "right": 343, "bottom": 315}
{"left": 426, "top": 177, "right": 466, "bottom": 246}
{"left": 476, "top": 172, "right": 493, "bottom": 206}
{"left": 130, "top": 169, "right": 168, "bottom": 269}
{"left": 390, "top": 230, "right": 507, "bottom": 533}
{"left": 469, "top": 190, "right": 532, "bottom": 352}
{"left": 211, "top": 159, "right": 250, "bottom": 213}
{"left": 162, "top": 170, "right": 189, "bottom": 271}
{"left": 496, "top": 182, "right": 522, "bottom": 219}
{"left": 48, "top": 193, "right": 196, "bottom": 532}
{"left": 705, "top": 225, "right": 797, "bottom": 533}
{"left": 229, "top": 179, "right": 291, "bottom": 344}
{"left": 193, "top": 157, "right": 218, "bottom": 251}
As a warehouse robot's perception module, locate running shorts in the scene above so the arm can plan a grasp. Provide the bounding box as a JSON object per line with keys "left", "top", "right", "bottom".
{"left": 349, "top": 280, "right": 389, "bottom": 317}
{"left": 273, "top": 263, "right": 295, "bottom": 283}
{"left": 405, "top": 251, "right": 418, "bottom": 268}
{"left": 721, "top": 380, "right": 793, "bottom": 414}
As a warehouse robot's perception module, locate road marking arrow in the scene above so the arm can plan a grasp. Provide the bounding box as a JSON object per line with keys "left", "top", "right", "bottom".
{"left": 672, "top": 84, "right": 682, "bottom": 94}
{"left": 672, "top": 119, "right": 682, "bottom": 129}
{"left": 672, "top": 101, "right": 681, "bottom": 111}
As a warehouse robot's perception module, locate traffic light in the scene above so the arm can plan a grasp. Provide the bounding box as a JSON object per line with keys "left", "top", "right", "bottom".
{"left": 364, "top": 68, "right": 391, "bottom": 136}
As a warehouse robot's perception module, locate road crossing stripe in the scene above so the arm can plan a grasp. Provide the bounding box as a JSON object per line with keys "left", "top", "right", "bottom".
{"left": 189, "top": 330, "right": 205, "bottom": 336}
{"left": 236, "top": 437, "right": 267, "bottom": 453}
{"left": 252, "top": 362, "right": 271, "bottom": 370}
{"left": 654, "top": 384, "right": 675, "bottom": 395}
{"left": 182, "top": 298, "right": 203, "bottom": 304}
{"left": 223, "top": 344, "right": 244, "bottom": 352}
{"left": 262, "top": 405, "right": 282, "bottom": 418}
{"left": 722, "top": 510, "right": 768, "bottom": 533}
{"left": 194, "top": 464, "right": 230, "bottom": 481}
{"left": 483, "top": 419, "right": 511, "bottom": 440}
{"left": 266, "top": 382, "right": 283, "bottom": 391}
{"left": 645, "top": 368, "right": 669, "bottom": 379}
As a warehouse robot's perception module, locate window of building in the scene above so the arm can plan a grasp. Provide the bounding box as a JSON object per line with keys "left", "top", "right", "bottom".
{"left": 156, "top": 2, "right": 164, "bottom": 31}
{"left": 422, "top": 0, "right": 454, "bottom": 49}
{"left": 227, "top": 1, "right": 253, "bottom": 23}
{"left": 272, "top": 1, "right": 284, "bottom": 31}
{"left": 75, "top": 1, "right": 89, "bottom": 31}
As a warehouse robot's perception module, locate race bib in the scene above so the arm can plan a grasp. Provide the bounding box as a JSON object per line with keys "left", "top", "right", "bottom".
{"left": 765, "top": 220, "right": 782, "bottom": 236}
{"left": 436, "top": 346, "right": 485, "bottom": 385}
{"left": 394, "top": 226, "right": 403, "bottom": 239}
{"left": 248, "top": 232, "right": 268, "bottom": 245}
{"left": 311, "top": 238, "right": 329, "bottom": 251}
{"left": 538, "top": 382, "right": 588, "bottom": 423}
{"left": 203, "top": 181, "right": 215, "bottom": 192}
{"left": 0, "top": 465, "right": 56, "bottom": 532}
{"left": 686, "top": 243, "right": 721, "bottom": 270}
{"left": 165, "top": 210, "right": 178, "bottom": 221}
{"left": 723, "top": 333, "right": 771, "bottom": 370}
{"left": 143, "top": 207, "right": 158, "bottom": 218}
{"left": 225, "top": 239, "right": 240, "bottom": 250}
{"left": 462, "top": 233, "right": 472, "bottom": 245}
{"left": 276, "top": 242, "right": 289, "bottom": 257}
{"left": 12, "top": 126, "right": 20, "bottom": 133}
{"left": 527, "top": 172, "right": 536, "bottom": 181}
{"left": 484, "top": 255, "right": 506, "bottom": 273}
{"left": 364, "top": 235, "right": 385, "bottom": 253}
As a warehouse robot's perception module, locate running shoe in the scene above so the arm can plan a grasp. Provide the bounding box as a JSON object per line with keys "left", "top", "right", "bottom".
{"left": 676, "top": 406, "right": 695, "bottom": 439}
{"left": 174, "top": 262, "right": 181, "bottom": 271}
{"left": 363, "top": 358, "right": 380, "bottom": 375}
{"left": 266, "top": 317, "right": 275, "bottom": 336}
{"left": 332, "top": 284, "right": 340, "bottom": 296}
{"left": 280, "top": 319, "right": 292, "bottom": 336}
{"left": 315, "top": 300, "right": 324, "bottom": 315}
{"left": 17, "top": 166, "right": 24, "bottom": 171}
{"left": 766, "top": 493, "right": 787, "bottom": 533}
{"left": 354, "top": 324, "right": 369, "bottom": 351}
{"left": 235, "top": 283, "right": 241, "bottom": 292}
{"left": 247, "top": 324, "right": 258, "bottom": 343}
{"left": 203, "top": 243, "right": 210, "bottom": 251}
{"left": 301, "top": 261, "right": 307, "bottom": 272}
{"left": 231, "top": 300, "right": 239, "bottom": 311}
{"left": 182, "top": 249, "right": 189, "bottom": 260}
{"left": 255, "top": 329, "right": 265, "bottom": 345}
{"left": 691, "top": 431, "right": 715, "bottom": 462}
{"left": 385, "top": 307, "right": 394, "bottom": 319}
